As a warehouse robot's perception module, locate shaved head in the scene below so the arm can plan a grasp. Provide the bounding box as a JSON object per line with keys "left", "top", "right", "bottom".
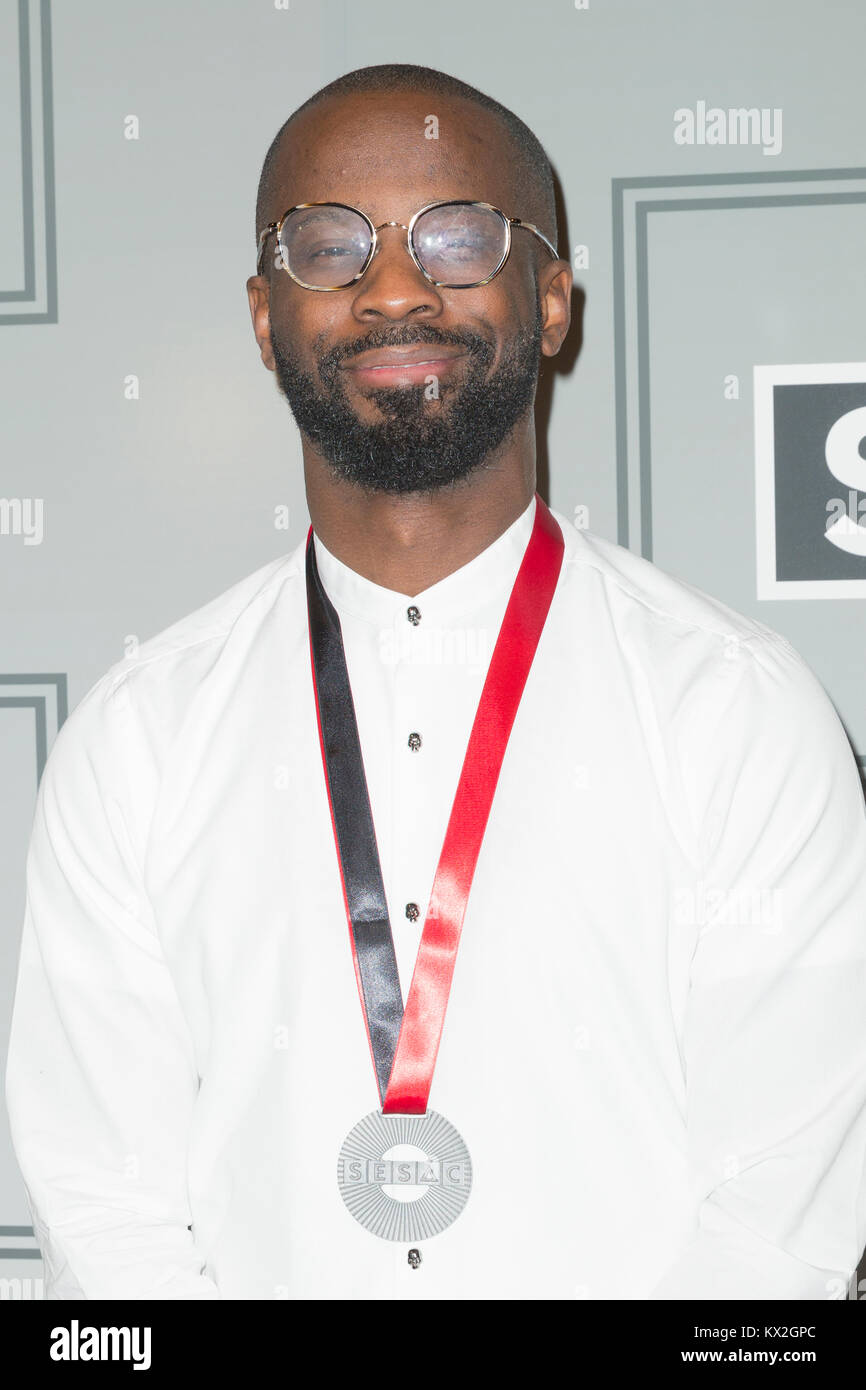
{"left": 254, "top": 63, "right": 558, "bottom": 259}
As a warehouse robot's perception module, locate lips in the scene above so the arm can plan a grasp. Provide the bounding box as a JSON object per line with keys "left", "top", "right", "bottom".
{"left": 339, "top": 343, "right": 468, "bottom": 386}
{"left": 342, "top": 344, "right": 467, "bottom": 371}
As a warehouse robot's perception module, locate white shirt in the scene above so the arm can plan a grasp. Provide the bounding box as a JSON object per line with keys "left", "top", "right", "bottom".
{"left": 6, "top": 495, "right": 866, "bottom": 1300}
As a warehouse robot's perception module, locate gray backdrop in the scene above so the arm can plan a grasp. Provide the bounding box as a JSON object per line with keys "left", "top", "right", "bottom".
{"left": 2, "top": 0, "right": 865, "bottom": 1297}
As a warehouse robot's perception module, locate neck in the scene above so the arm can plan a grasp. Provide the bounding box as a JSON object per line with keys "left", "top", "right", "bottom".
{"left": 303, "top": 444, "right": 536, "bottom": 597}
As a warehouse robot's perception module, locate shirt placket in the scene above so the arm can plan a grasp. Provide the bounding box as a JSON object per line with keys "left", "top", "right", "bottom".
{"left": 388, "top": 596, "right": 448, "bottom": 1293}
{"left": 388, "top": 599, "right": 442, "bottom": 1000}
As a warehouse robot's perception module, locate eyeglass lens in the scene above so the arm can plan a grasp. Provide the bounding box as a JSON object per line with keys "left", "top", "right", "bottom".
{"left": 278, "top": 203, "right": 508, "bottom": 287}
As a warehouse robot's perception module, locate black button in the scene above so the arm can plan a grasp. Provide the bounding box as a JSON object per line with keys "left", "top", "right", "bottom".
{"left": 407, "top": 605, "right": 421, "bottom": 626}
{"left": 408, "top": 732, "right": 422, "bottom": 751}
{"left": 405, "top": 902, "right": 420, "bottom": 922}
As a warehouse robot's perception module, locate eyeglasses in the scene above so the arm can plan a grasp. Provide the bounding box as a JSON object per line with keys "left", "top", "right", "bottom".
{"left": 255, "top": 199, "right": 559, "bottom": 290}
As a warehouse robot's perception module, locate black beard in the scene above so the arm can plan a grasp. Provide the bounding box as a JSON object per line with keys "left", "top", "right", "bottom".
{"left": 270, "top": 310, "right": 543, "bottom": 496}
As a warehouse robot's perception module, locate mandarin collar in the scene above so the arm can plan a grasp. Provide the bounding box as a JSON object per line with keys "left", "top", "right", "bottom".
{"left": 311, "top": 493, "right": 538, "bottom": 627}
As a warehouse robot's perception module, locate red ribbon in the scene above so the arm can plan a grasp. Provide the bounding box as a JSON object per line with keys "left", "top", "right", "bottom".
{"left": 312, "top": 494, "right": 564, "bottom": 1114}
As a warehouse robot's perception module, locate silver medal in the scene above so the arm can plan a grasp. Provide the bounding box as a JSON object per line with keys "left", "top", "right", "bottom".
{"left": 338, "top": 1110, "right": 472, "bottom": 1241}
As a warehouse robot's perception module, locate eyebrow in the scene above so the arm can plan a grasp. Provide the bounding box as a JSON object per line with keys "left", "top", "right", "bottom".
{"left": 289, "top": 207, "right": 356, "bottom": 228}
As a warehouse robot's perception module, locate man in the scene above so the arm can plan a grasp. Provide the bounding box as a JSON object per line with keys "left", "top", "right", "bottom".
{"left": 6, "top": 63, "right": 866, "bottom": 1301}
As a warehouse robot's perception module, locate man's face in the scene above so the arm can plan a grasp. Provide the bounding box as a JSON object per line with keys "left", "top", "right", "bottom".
{"left": 249, "top": 93, "right": 567, "bottom": 496}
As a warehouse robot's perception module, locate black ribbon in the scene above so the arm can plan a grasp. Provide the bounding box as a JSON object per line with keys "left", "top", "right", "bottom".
{"left": 306, "top": 533, "right": 403, "bottom": 1105}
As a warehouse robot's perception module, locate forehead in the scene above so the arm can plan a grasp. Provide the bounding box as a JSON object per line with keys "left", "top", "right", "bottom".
{"left": 267, "top": 91, "right": 522, "bottom": 223}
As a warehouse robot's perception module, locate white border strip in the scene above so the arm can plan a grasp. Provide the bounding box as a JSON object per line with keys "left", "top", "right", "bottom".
{"left": 754, "top": 361, "right": 866, "bottom": 600}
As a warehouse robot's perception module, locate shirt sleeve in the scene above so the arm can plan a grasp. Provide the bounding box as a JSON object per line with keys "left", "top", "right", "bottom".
{"left": 4, "top": 668, "right": 220, "bottom": 1299}
{"left": 650, "top": 629, "right": 866, "bottom": 1300}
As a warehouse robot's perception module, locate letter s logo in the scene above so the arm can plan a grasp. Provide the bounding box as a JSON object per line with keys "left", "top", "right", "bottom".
{"left": 824, "top": 406, "right": 866, "bottom": 556}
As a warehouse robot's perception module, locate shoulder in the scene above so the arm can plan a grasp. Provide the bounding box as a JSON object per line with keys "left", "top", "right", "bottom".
{"left": 552, "top": 507, "right": 779, "bottom": 648}
{"left": 113, "top": 547, "right": 304, "bottom": 692}
{"left": 549, "top": 507, "right": 857, "bottom": 779}
{"left": 43, "top": 544, "right": 307, "bottom": 794}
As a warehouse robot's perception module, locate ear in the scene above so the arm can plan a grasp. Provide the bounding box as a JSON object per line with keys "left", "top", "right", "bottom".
{"left": 539, "top": 259, "right": 573, "bottom": 359}
{"left": 246, "top": 275, "right": 276, "bottom": 372}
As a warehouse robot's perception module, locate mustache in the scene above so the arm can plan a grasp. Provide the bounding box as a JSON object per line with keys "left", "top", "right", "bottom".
{"left": 318, "top": 325, "right": 495, "bottom": 377}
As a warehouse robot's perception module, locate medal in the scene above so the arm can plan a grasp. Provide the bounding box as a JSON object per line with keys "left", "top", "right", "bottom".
{"left": 337, "top": 1110, "right": 472, "bottom": 1242}
{"left": 306, "top": 494, "right": 564, "bottom": 1241}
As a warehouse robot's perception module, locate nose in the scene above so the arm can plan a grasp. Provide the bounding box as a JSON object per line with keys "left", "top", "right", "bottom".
{"left": 349, "top": 223, "right": 443, "bottom": 323}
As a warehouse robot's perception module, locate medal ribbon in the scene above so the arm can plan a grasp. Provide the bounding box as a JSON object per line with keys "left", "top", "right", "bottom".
{"left": 307, "top": 493, "right": 564, "bottom": 1114}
